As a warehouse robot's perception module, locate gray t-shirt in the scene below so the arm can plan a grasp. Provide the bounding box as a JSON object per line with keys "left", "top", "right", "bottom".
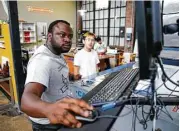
{"left": 25, "top": 45, "right": 70, "bottom": 124}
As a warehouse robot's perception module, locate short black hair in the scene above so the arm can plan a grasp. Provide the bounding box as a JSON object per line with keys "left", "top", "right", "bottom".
{"left": 96, "top": 36, "right": 101, "bottom": 42}
{"left": 48, "top": 20, "right": 70, "bottom": 33}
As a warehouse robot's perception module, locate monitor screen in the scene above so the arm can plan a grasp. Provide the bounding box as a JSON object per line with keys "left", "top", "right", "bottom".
{"left": 135, "top": 1, "right": 163, "bottom": 79}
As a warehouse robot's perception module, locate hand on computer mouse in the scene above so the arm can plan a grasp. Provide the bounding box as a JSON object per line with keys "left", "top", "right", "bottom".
{"left": 45, "top": 98, "right": 93, "bottom": 128}
{"left": 75, "top": 109, "right": 99, "bottom": 122}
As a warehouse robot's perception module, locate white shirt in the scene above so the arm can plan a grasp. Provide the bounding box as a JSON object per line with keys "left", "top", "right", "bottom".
{"left": 94, "top": 42, "right": 106, "bottom": 52}
{"left": 74, "top": 49, "right": 100, "bottom": 78}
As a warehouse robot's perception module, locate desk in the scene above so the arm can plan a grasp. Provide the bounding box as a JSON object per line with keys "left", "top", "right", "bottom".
{"left": 59, "top": 64, "right": 179, "bottom": 131}
{"left": 110, "top": 64, "right": 179, "bottom": 131}
{"left": 63, "top": 53, "right": 115, "bottom": 75}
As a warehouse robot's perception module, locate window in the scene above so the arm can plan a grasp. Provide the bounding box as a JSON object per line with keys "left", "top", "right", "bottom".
{"left": 109, "top": 1, "right": 126, "bottom": 46}
{"left": 82, "top": 1, "right": 94, "bottom": 33}
{"left": 80, "top": 1, "right": 126, "bottom": 46}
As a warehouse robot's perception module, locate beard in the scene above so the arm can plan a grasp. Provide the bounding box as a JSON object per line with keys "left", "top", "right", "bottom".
{"left": 51, "top": 39, "right": 71, "bottom": 54}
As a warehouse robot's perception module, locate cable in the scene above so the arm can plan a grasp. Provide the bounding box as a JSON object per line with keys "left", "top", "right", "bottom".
{"left": 129, "top": 97, "right": 141, "bottom": 131}
{"left": 168, "top": 86, "right": 178, "bottom": 97}
{"left": 163, "top": 82, "right": 179, "bottom": 92}
{"left": 157, "top": 97, "right": 173, "bottom": 121}
{"left": 156, "top": 56, "right": 179, "bottom": 87}
{"left": 156, "top": 69, "right": 179, "bottom": 91}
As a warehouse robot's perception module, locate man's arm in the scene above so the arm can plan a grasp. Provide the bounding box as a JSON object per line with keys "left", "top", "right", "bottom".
{"left": 74, "top": 65, "right": 81, "bottom": 80}
{"left": 21, "top": 83, "right": 50, "bottom": 118}
{"left": 21, "top": 83, "right": 93, "bottom": 128}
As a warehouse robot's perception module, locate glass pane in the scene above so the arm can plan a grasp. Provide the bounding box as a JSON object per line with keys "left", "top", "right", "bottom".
{"left": 110, "top": 28, "right": 114, "bottom": 36}
{"left": 110, "top": 9, "right": 115, "bottom": 18}
{"left": 104, "top": 28, "right": 107, "bottom": 36}
{"left": 99, "top": 28, "right": 103, "bottom": 36}
{"left": 86, "top": 13, "right": 89, "bottom": 20}
{"left": 116, "top": 1, "right": 121, "bottom": 7}
{"left": 100, "top": 20, "right": 103, "bottom": 27}
{"left": 95, "top": 11, "right": 99, "bottom": 19}
{"left": 104, "top": 10, "right": 108, "bottom": 18}
{"left": 82, "top": 5, "right": 85, "bottom": 10}
{"left": 82, "top": 15, "right": 86, "bottom": 21}
{"left": 95, "top": 28, "right": 99, "bottom": 35}
{"left": 86, "top": 4, "right": 89, "bottom": 11}
{"left": 82, "top": 1, "right": 85, "bottom": 5}
{"left": 86, "top": 21, "right": 89, "bottom": 28}
{"left": 90, "top": 3, "right": 93, "bottom": 11}
{"left": 121, "top": 7, "right": 126, "bottom": 17}
{"left": 90, "top": 12, "right": 93, "bottom": 20}
{"left": 90, "top": 28, "right": 93, "bottom": 33}
{"left": 111, "top": 1, "right": 115, "bottom": 8}
{"left": 104, "top": 19, "right": 108, "bottom": 27}
{"left": 103, "top": 37, "right": 107, "bottom": 45}
{"left": 115, "top": 18, "right": 120, "bottom": 27}
{"left": 114, "top": 37, "right": 119, "bottom": 46}
{"left": 110, "top": 19, "right": 115, "bottom": 27}
{"left": 90, "top": 20, "right": 93, "bottom": 28}
{"left": 83, "top": 21, "right": 86, "bottom": 29}
{"left": 100, "top": 10, "right": 103, "bottom": 18}
{"left": 121, "top": 0, "right": 126, "bottom": 6}
{"left": 120, "top": 18, "right": 125, "bottom": 26}
{"left": 95, "top": 20, "right": 99, "bottom": 27}
{"left": 110, "top": 37, "right": 114, "bottom": 46}
{"left": 115, "top": 28, "right": 119, "bottom": 36}
{"left": 120, "top": 38, "right": 125, "bottom": 46}
{"left": 116, "top": 8, "right": 120, "bottom": 17}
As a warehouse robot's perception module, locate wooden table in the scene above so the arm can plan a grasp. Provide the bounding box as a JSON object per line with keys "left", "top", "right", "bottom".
{"left": 0, "top": 77, "right": 14, "bottom": 110}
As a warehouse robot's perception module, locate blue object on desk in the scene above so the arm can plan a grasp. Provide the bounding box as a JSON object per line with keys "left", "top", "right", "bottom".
{"left": 101, "top": 102, "right": 116, "bottom": 111}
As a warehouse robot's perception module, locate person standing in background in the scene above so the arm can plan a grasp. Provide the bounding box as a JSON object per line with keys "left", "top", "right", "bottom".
{"left": 74, "top": 32, "right": 100, "bottom": 79}
{"left": 94, "top": 36, "right": 107, "bottom": 55}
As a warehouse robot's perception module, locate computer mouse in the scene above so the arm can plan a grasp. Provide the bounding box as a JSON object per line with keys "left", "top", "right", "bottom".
{"left": 75, "top": 109, "right": 99, "bottom": 122}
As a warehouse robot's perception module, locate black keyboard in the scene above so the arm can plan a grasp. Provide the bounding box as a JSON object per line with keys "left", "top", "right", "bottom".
{"left": 82, "top": 68, "right": 139, "bottom": 104}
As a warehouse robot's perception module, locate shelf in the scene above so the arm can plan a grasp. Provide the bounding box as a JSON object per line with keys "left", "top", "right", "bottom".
{"left": 19, "top": 22, "right": 37, "bottom": 44}
{"left": 21, "top": 42, "right": 36, "bottom": 44}
{"left": 0, "top": 36, "right": 4, "bottom": 38}
{"left": 20, "top": 30, "right": 35, "bottom": 32}
{"left": 0, "top": 41, "right": 5, "bottom": 43}
{"left": 22, "top": 23, "right": 35, "bottom": 24}
{"left": 21, "top": 36, "right": 35, "bottom": 38}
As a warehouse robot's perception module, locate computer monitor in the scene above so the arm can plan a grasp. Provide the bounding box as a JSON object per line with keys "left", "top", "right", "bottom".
{"left": 135, "top": 1, "right": 163, "bottom": 80}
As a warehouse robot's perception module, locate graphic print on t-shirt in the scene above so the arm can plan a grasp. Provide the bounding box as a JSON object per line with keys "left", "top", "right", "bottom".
{"left": 59, "top": 74, "right": 69, "bottom": 93}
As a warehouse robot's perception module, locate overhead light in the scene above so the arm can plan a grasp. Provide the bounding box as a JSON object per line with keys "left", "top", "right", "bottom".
{"left": 27, "top": 6, "right": 53, "bottom": 13}
{"left": 78, "top": 9, "right": 87, "bottom": 16}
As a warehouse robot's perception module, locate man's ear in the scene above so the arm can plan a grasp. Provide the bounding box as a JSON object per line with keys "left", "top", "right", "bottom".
{"left": 47, "top": 33, "right": 52, "bottom": 41}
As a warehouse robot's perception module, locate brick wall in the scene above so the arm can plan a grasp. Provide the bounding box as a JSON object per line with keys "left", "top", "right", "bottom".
{"left": 124, "top": 1, "right": 135, "bottom": 52}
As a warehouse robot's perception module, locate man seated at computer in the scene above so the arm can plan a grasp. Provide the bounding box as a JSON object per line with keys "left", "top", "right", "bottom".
{"left": 74, "top": 32, "right": 100, "bottom": 80}
{"left": 94, "top": 36, "right": 107, "bottom": 55}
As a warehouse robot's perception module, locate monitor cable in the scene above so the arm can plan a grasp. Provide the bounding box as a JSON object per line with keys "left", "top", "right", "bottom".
{"left": 156, "top": 56, "right": 179, "bottom": 87}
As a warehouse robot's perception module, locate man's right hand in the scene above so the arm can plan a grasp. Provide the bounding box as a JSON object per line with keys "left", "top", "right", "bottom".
{"left": 74, "top": 74, "right": 82, "bottom": 80}
{"left": 45, "top": 98, "right": 93, "bottom": 128}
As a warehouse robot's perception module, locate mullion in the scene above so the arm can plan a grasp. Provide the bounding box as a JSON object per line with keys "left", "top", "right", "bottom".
{"left": 103, "top": 9, "right": 104, "bottom": 37}
{"left": 118, "top": 1, "right": 122, "bottom": 45}
{"left": 89, "top": 2, "right": 90, "bottom": 29}
{"left": 98, "top": 10, "right": 100, "bottom": 35}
